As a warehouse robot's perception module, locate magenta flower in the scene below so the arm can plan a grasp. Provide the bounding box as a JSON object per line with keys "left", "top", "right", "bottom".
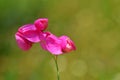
{"left": 40, "top": 32, "right": 76, "bottom": 55}
{"left": 15, "top": 18, "right": 48, "bottom": 51}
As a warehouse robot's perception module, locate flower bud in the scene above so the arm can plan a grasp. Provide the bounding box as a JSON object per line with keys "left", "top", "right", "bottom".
{"left": 34, "top": 18, "right": 48, "bottom": 31}
{"left": 59, "top": 36, "right": 76, "bottom": 53}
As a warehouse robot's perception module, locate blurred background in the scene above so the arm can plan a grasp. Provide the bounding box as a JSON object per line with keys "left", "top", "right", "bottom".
{"left": 0, "top": 0, "right": 120, "bottom": 80}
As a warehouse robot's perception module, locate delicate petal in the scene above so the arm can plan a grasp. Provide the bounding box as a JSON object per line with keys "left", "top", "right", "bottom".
{"left": 15, "top": 32, "right": 32, "bottom": 50}
{"left": 40, "top": 32, "right": 63, "bottom": 55}
{"left": 18, "top": 24, "right": 41, "bottom": 42}
{"left": 39, "top": 32, "right": 50, "bottom": 50}
{"left": 59, "top": 36, "right": 76, "bottom": 53}
{"left": 46, "top": 35, "right": 62, "bottom": 55}
{"left": 34, "top": 18, "right": 48, "bottom": 31}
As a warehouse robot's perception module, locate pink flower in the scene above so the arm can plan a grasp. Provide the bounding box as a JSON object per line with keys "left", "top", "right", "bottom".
{"left": 15, "top": 18, "right": 48, "bottom": 51}
{"left": 40, "top": 32, "right": 76, "bottom": 55}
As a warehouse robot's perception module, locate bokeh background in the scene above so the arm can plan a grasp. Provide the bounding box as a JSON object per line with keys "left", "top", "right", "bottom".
{"left": 0, "top": 0, "right": 120, "bottom": 80}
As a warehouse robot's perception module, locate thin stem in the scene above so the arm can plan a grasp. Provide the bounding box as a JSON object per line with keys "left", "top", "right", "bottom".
{"left": 54, "top": 56, "right": 60, "bottom": 80}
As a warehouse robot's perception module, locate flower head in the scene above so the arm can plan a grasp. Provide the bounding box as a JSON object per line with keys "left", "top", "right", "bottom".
{"left": 15, "top": 18, "right": 48, "bottom": 51}
{"left": 40, "top": 32, "right": 76, "bottom": 55}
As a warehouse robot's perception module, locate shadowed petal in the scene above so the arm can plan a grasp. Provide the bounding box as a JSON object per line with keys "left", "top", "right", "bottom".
{"left": 15, "top": 32, "right": 32, "bottom": 51}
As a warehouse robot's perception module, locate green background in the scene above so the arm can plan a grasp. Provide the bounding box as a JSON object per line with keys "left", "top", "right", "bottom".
{"left": 0, "top": 0, "right": 120, "bottom": 80}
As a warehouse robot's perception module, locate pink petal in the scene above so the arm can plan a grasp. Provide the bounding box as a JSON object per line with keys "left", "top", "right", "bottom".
{"left": 15, "top": 32, "right": 32, "bottom": 51}
{"left": 39, "top": 32, "right": 50, "bottom": 50}
{"left": 34, "top": 18, "right": 48, "bottom": 31}
{"left": 59, "top": 36, "right": 76, "bottom": 53}
{"left": 18, "top": 24, "right": 41, "bottom": 42}
{"left": 40, "top": 32, "right": 63, "bottom": 55}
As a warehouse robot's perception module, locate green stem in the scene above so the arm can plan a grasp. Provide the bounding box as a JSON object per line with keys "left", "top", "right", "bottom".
{"left": 54, "top": 56, "right": 60, "bottom": 80}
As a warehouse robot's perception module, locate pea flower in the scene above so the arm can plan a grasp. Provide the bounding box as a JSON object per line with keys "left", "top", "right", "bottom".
{"left": 40, "top": 32, "right": 76, "bottom": 55}
{"left": 15, "top": 18, "right": 48, "bottom": 50}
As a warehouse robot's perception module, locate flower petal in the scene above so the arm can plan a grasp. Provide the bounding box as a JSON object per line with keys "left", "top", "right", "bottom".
{"left": 40, "top": 32, "right": 63, "bottom": 55}
{"left": 34, "top": 18, "right": 48, "bottom": 31}
{"left": 39, "top": 32, "right": 50, "bottom": 50}
{"left": 15, "top": 32, "right": 32, "bottom": 51}
{"left": 18, "top": 24, "right": 41, "bottom": 42}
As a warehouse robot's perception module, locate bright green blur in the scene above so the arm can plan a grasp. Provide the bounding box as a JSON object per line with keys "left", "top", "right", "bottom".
{"left": 0, "top": 0, "right": 120, "bottom": 80}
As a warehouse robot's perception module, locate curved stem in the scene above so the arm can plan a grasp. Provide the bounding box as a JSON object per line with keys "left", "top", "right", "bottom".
{"left": 54, "top": 56, "right": 60, "bottom": 80}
